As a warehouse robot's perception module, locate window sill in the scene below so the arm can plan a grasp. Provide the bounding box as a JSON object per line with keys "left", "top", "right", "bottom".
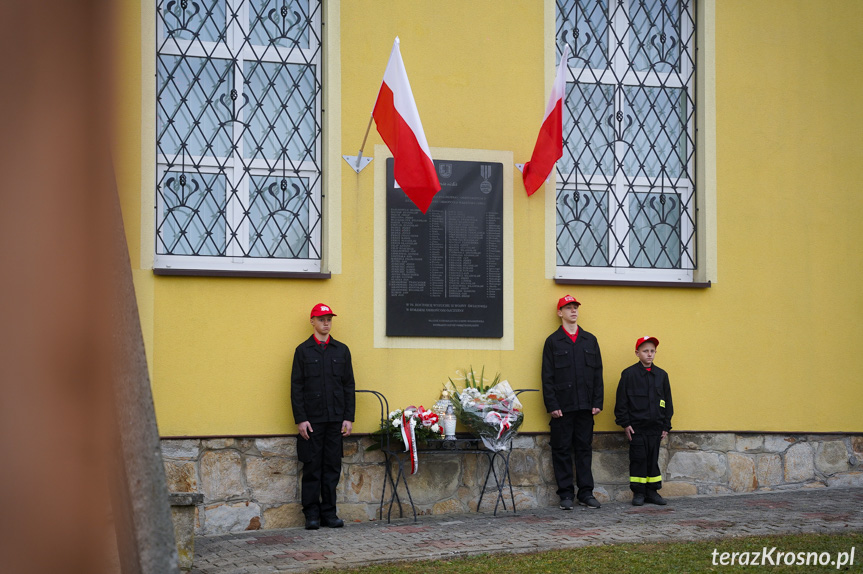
{"left": 554, "top": 277, "right": 711, "bottom": 288}
{"left": 153, "top": 268, "right": 331, "bottom": 279}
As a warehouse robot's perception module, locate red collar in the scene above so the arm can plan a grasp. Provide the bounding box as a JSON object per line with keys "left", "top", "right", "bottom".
{"left": 562, "top": 326, "right": 579, "bottom": 343}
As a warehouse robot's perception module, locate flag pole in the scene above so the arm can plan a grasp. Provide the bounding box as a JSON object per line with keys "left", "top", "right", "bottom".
{"left": 343, "top": 113, "right": 375, "bottom": 173}
{"left": 355, "top": 113, "right": 374, "bottom": 170}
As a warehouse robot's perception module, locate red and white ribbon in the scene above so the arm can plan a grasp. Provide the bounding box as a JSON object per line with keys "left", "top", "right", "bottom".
{"left": 484, "top": 411, "right": 512, "bottom": 440}
{"left": 400, "top": 407, "right": 419, "bottom": 474}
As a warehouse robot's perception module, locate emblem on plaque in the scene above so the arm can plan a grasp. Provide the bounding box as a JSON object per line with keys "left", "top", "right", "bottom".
{"left": 480, "top": 164, "right": 493, "bottom": 194}
{"left": 439, "top": 163, "right": 452, "bottom": 178}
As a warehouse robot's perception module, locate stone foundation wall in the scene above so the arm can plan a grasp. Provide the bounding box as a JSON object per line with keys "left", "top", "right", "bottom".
{"left": 161, "top": 433, "right": 863, "bottom": 535}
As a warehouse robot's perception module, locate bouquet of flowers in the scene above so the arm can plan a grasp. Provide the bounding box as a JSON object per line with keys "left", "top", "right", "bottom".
{"left": 446, "top": 367, "right": 523, "bottom": 451}
{"left": 367, "top": 406, "right": 444, "bottom": 474}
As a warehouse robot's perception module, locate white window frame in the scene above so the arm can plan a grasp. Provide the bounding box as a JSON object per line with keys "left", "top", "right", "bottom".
{"left": 554, "top": 0, "right": 697, "bottom": 284}
{"left": 154, "top": 0, "right": 324, "bottom": 275}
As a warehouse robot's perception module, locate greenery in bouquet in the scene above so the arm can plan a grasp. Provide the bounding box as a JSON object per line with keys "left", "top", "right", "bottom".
{"left": 366, "top": 406, "right": 444, "bottom": 451}
{"left": 446, "top": 366, "right": 524, "bottom": 451}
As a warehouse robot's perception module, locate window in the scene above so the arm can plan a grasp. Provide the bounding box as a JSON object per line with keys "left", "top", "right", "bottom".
{"left": 555, "top": 0, "right": 696, "bottom": 282}
{"left": 155, "top": 0, "right": 323, "bottom": 274}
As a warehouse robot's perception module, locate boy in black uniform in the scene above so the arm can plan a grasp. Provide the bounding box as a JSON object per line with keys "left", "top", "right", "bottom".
{"left": 541, "top": 294, "right": 604, "bottom": 510}
{"left": 291, "top": 303, "right": 356, "bottom": 529}
{"left": 614, "top": 336, "right": 673, "bottom": 506}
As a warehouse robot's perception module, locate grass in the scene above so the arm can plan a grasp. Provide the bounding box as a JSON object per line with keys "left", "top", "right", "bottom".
{"left": 318, "top": 532, "right": 863, "bottom": 573}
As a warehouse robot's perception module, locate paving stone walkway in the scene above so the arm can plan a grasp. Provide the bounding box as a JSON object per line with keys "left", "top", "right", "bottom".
{"left": 191, "top": 487, "right": 863, "bottom": 573}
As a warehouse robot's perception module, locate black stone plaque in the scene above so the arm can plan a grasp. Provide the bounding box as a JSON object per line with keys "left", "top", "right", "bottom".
{"left": 386, "top": 158, "right": 503, "bottom": 338}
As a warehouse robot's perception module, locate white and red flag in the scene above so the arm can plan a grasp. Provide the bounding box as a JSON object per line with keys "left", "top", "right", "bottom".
{"left": 373, "top": 37, "right": 441, "bottom": 213}
{"left": 522, "top": 45, "right": 571, "bottom": 196}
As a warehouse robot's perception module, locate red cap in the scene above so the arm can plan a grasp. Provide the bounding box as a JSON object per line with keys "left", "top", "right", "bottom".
{"left": 310, "top": 303, "right": 337, "bottom": 318}
{"left": 635, "top": 336, "right": 659, "bottom": 350}
{"left": 557, "top": 294, "right": 581, "bottom": 310}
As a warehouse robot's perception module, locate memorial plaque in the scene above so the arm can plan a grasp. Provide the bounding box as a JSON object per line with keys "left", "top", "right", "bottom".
{"left": 386, "top": 158, "right": 503, "bottom": 338}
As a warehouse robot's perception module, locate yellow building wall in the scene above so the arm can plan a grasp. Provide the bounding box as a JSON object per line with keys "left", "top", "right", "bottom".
{"left": 114, "top": 0, "right": 863, "bottom": 437}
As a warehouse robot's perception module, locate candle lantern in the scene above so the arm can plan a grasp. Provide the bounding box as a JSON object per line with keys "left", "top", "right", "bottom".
{"left": 443, "top": 405, "right": 457, "bottom": 440}
{"left": 432, "top": 389, "right": 453, "bottom": 418}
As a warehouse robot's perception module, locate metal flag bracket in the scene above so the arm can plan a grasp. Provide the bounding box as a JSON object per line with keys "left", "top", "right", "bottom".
{"left": 343, "top": 153, "right": 373, "bottom": 173}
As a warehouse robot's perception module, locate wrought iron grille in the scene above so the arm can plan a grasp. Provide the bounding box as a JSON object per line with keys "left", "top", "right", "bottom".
{"left": 155, "top": 0, "right": 322, "bottom": 266}
{"left": 555, "top": 0, "right": 696, "bottom": 277}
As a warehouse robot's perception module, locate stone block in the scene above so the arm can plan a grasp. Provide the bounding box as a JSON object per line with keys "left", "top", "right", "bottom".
{"left": 508, "top": 488, "right": 539, "bottom": 511}
{"left": 510, "top": 435, "right": 535, "bottom": 450}
{"left": 615, "top": 488, "right": 634, "bottom": 502}
{"left": 667, "top": 451, "right": 726, "bottom": 482}
{"left": 735, "top": 435, "right": 763, "bottom": 453}
{"left": 755, "top": 453, "right": 783, "bottom": 487}
{"left": 338, "top": 503, "right": 376, "bottom": 523}
{"left": 538, "top": 446, "right": 556, "bottom": 484}
{"left": 200, "top": 450, "right": 245, "bottom": 502}
{"left": 591, "top": 450, "right": 629, "bottom": 484}
{"left": 592, "top": 486, "right": 610, "bottom": 503}
{"left": 262, "top": 503, "right": 304, "bottom": 528}
{"left": 405, "top": 459, "right": 460, "bottom": 504}
{"left": 255, "top": 437, "right": 296, "bottom": 457}
{"left": 361, "top": 444, "right": 387, "bottom": 464}
{"left": 161, "top": 439, "right": 201, "bottom": 460}
{"left": 815, "top": 441, "right": 851, "bottom": 475}
{"left": 246, "top": 456, "right": 297, "bottom": 504}
{"left": 851, "top": 437, "right": 863, "bottom": 459}
{"left": 202, "top": 502, "right": 262, "bottom": 535}
{"left": 658, "top": 446, "right": 669, "bottom": 472}
{"left": 661, "top": 481, "right": 697, "bottom": 497}
{"left": 202, "top": 438, "right": 236, "bottom": 450}
{"left": 507, "top": 449, "right": 545, "bottom": 487}
{"left": 592, "top": 432, "right": 628, "bottom": 450}
{"left": 433, "top": 498, "right": 466, "bottom": 515}
{"left": 763, "top": 435, "right": 797, "bottom": 453}
{"left": 727, "top": 452, "right": 757, "bottom": 492}
{"left": 537, "top": 484, "right": 559, "bottom": 507}
{"left": 458, "top": 486, "right": 480, "bottom": 511}
{"left": 342, "top": 439, "right": 360, "bottom": 459}
{"left": 784, "top": 442, "right": 815, "bottom": 483}
{"left": 164, "top": 461, "right": 197, "bottom": 493}
{"left": 669, "top": 432, "right": 735, "bottom": 452}
{"left": 462, "top": 453, "right": 483, "bottom": 488}
{"left": 826, "top": 472, "right": 863, "bottom": 488}
{"left": 340, "top": 463, "right": 384, "bottom": 504}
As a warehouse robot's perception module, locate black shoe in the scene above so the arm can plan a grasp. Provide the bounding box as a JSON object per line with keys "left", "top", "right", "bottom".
{"left": 578, "top": 497, "right": 601, "bottom": 509}
{"left": 559, "top": 498, "right": 574, "bottom": 510}
{"left": 645, "top": 492, "right": 667, "bottom": 505}
{"left": 632, "top": 493, "right": 645, "bottom": 506}
{"left": 321, "top": 516, "right": 345, "bottom": 528}
{"left": 304, "top": 518, "right": 320, "bottom": 530}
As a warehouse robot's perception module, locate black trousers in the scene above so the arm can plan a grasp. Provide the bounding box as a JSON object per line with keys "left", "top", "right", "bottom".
{"left": 549, "top": 410, "right": 595, "bottom": 502}
{"left": 629, "top": 431, "right": 662, "bottom": 494}
{"left": 298, "top": 421, "right": 343, "bottom": 519}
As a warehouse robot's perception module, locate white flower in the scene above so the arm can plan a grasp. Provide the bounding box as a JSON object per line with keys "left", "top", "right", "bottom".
{"left": 392, "top": 418, "right": 402, "bottom": 428}
{"left": 431, "top": 423, "right": 440, "bottom": 433}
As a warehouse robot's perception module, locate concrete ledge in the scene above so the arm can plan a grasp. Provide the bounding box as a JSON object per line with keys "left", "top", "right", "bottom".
{"left": 169, "top": 492, "right": 203, "bottom": 571}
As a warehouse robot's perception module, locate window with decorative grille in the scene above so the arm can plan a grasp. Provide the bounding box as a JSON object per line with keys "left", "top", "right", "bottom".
{"left": 555, "top": 0, "right": 696, "bottom": 282}
{"left": 155, "top": 0, "right": 323, "bottom": 274}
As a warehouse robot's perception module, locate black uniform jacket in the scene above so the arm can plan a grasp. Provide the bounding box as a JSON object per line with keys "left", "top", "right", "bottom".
{"left": 291, "top": 335, "right": 356, "bottom": 424}
{"left": 614, "top": 362, "right": 673, "bottom": 433}
{"left": 541, "top": 326, "right": 604, "bottom": 413}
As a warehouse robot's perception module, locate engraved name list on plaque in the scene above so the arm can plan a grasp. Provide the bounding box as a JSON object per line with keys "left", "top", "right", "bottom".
{"left": 386, "top": 158, "right": 504, "bottom": 338}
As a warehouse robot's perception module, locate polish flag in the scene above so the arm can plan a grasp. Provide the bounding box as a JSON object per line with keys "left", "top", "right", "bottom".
{"left": 522, "top": 45, "right": 570, "bottom": 196}
{"left": 373, "top": 37, "right": 441, "bottom": 213}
